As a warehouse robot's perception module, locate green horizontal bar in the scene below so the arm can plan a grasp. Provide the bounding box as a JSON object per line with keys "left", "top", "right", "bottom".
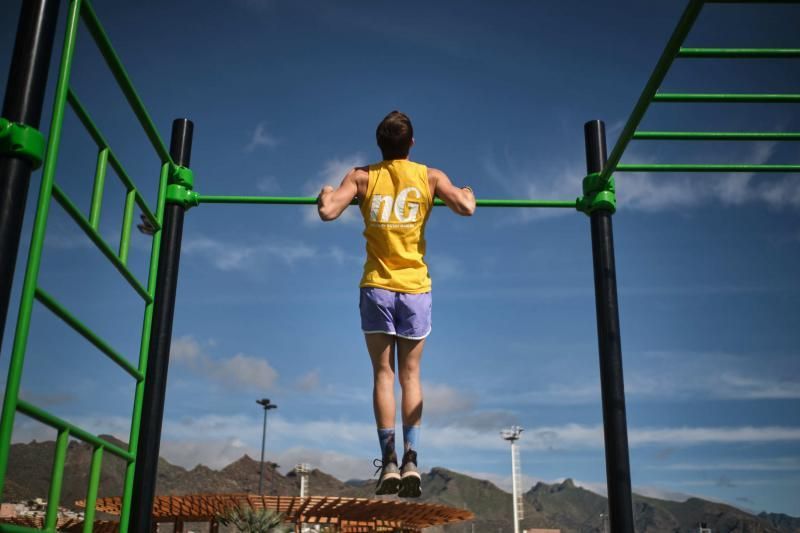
{"left": 80, "top": 0, "right": 173, "bottom": 164}
{"left": 679, "top": 47, "right": 800, "bottom": 58}
{"left": 67, "top": 89, "right": 160, "bottom": 230}
{"left": 16, "top": 400, "right": 134, "bottom": 462}
{"left": 35, "top": 287, "right": 143, "bottom": 381}
{"left": 0, "top": 525, "right": 56, "bottom": 533}
{"left": 617, "top": 164, "right": 800, "bottom": 172}
{"left": 51, "top": 184, "right": 153, "bottom": 303}
{"left": 703, "top": 0, "right": 800, "bottom": 3}
{"left": 601, "top": 0, "right": 704, "bottom": 181}
{"left": 654, "top": 93, "right": 800, "bottom": 103}
{"left": 633, "top": 131, "right": 800, "bottom": 140}
{"left": 198, "top": 195, "right": 577, "bottom": 209}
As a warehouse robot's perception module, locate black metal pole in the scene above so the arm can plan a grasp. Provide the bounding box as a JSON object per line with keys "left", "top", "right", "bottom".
{"left": 130, "top": 119, "right": 193, "bottom": 533}
{"left": 258, "top": 405, "right": 267, "bottom": 495}
{"left": 0, "top": 0, "right": 60, "bottom": 356}
{"left": 584, "top": 119, "right": 634, "bottom": 533}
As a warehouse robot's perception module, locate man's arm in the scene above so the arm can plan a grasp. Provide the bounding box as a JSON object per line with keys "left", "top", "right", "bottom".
{"left": 317, "top": 167, "right": 362, "bottom": 221}
{"left": 429, "top": 167, "right": 476, "bottom": 216}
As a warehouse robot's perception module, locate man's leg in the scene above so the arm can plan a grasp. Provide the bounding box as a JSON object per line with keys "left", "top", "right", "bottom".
{"left": 397, "top": 337, "right": 425, "bottom": 497}
{"left": 397, "top": 337, "right": 425, "bottom": 430}
{"left": 365, "top": 333, "right": 401, "bottom": 494}
{"left": 365, "top": 333, "right": 396, "bottom": 430}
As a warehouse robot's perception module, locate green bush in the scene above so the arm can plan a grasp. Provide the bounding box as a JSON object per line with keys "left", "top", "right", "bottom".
{"left": 217, "top": 505, "right": 292, "bottom": 533}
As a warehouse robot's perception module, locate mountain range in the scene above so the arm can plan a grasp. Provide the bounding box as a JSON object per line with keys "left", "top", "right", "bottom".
{"left": 4, "top": 437, "right": 799, "bottom": 532}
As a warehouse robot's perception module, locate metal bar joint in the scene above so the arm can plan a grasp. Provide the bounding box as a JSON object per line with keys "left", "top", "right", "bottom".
{"left": 577, "top": 172, "right": 616, "bottom": 215}
{"left": 165, "top": 163, "right": 198, "bottom": 208}
{"left": 0, "top": 117, "right": 45, "bottom": 169}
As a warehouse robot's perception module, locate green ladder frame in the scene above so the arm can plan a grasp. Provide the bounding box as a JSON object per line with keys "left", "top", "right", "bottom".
{"left": 604, "top": 0, "right": 800, "bottom": 180}
{"left": 0, "top": 1, "right": 176, "bottom": 532}
{"left": 0, "top": 1, "right": 798, "bottom": 533}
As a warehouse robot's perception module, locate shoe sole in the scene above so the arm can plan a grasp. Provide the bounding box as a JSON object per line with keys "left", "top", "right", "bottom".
{"left": 375, "top": 473, "right": 401, "bottom": 495}
{"left": 398, "top": 473, "right": 421, "bottom": 498}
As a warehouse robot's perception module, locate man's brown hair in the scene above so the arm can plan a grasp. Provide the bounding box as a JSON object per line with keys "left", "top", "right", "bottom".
{"left": 376, "top": 111, "right": 413, "bottom": 160}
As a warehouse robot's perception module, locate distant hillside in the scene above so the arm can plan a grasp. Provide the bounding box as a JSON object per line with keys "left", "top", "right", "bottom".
{"left": 4, "top": 438, "right": 798, "bottom": 532}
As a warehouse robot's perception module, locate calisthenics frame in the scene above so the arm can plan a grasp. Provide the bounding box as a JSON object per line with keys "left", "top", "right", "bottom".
{"left": 0, "top": 1, "right": 798, "bottom": 533}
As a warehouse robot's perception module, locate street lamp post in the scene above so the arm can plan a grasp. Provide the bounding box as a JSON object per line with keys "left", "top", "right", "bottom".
{"left": 256, "top": 398, "right": 278, "bottom": 495}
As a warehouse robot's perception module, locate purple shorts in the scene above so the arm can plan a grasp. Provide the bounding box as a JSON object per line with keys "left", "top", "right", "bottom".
{"left": 360, "top": 287, "right": 432, "bottom": 340}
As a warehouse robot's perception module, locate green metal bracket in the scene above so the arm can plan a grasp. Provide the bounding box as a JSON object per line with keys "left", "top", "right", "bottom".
{"left": 0, "top": 117, "right": 45, "bottom": 169}
{"left": 577, "top": 172, "right": 616, "bottom": 215}
{"left": 166, "top": 163, "right": 198, "bottom": 208}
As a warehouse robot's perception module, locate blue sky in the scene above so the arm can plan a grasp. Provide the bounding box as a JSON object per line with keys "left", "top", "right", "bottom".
{"left": 2, "top": 0, "right": 799, "bottom": 518}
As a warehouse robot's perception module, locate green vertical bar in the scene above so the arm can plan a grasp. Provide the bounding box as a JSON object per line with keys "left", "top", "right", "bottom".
{"left": 88, "top": 147, "right": 109, "bottom": 229}
{"left": 119, "top": 189, "right": 136, "bottom": 264}
{"left": 0, "top": 0, "right": 82, "bottom": 495}
{"left": 45, "top": 429, "right": 70, "bottom": 530}
{"left": 119, "top": 162, "right": 169, "bottom": 533}
{"left": 82, "top": 446, "right": 103, "bottom": 533}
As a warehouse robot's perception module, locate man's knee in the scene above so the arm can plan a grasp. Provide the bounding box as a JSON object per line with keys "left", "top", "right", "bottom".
{"left": 398, "top": 365, "right": 420, "bottom": 387}
{"left": 374, "top": 364, "right": 395, "bottom": 385}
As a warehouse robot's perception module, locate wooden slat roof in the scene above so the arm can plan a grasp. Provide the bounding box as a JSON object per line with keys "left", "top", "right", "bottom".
{"left": 76, "top": 493, "right": 474, "bottom": 530}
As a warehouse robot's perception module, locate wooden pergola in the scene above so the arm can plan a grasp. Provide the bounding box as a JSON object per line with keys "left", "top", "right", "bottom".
{"left": 76, "top": 494, "right": 474, "bottom": 532}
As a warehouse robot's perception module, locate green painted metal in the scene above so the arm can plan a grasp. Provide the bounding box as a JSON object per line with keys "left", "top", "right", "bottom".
{"left": 0, "top": 118, "right": 45, "bottom": 168}
{"left": 617, "top": 164, "right": 800, "bottom": 172}
{"left": 678, "top": 47, "right": 800, "bottom": 58}
{"left": 0, "top": 525, "right": 55, "bottom": 533}
{"left": 577, "top": 173, "right": 616, "bottom": 215}
{"left": 197, "top": 195, "right": 577, "bottom": 209}
{"left": 89, "top": 148, "right": 109, "bottom": 229}
{"left": 1, "top": 2, "right": 170, "bottom": 528}
{"left": 0, "top": 0, "right": 82, "bottom": 495}
{"left": 633, "top": 131, "right": 800, "bottom": 140}
{"left": 601, "top": 0, "right": 704, "bottom": 180}
{"left": 82, "top": 446, "right": 104, "bottom": 533}
{"left": 17, "top": 400, "right": 133, "bottom": 461}
{"left": 119, "top": 162, "right": 169, "bottom": 533}
{"left": 34, "top": 288, "right": 143, "bottom": 380}
{"left": 51, "top": 184, "right": 152, "bottom": 302}
{"left": 68, "top": 89, "right": 160, "bottom": 230}
{"left": 120, "top": 189, "right": 136, "bottom": 264}
{"left": 79, "top": 1, "right": 172, "bottom": 164}
{"left": 654, "top": 92, "right": 800, "bottom": 103}
{"left": 704, "top": 0, "right": 800, "bottom": 3}
{"left": 45, "top": 429, "right": 70, "bottom": 530}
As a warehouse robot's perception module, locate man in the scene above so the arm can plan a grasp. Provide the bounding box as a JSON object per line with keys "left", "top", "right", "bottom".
{"left": 317, "top": 111, "right": 475, "bottom": 497}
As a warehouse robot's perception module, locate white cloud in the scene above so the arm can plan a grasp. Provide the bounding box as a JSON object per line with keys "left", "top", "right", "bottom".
{"left": 182, "top": 236, "right": 316, "bottom": 271}
{"left": 482, "top": 154, "right": 580, "bottom": 223}
{"left": 172, "top": 336, "right": 279, "bottom": 392}
{"left": 482, "top": 141, "right": 800, "bottom": 223}
{"left": 244, "top": 123, "right": 278, "bottom": 152}
{"left": 256, "top": 176, "right": 281, "bottom": 193}
{"left": 512, "top": 423, "right": 800, "bottom": 451}
{"left": 650, "top": 457, "right": 800, "bottom": 472}
{"left": 423, "top": 382, "right": 475, "bottom": 419}
{"left": 717, "top": 373, "right": 800, "bottom": 400}
{"left": 328, "top": 245, "right": 361, "bottom": 266}
{"left": 296, "top": 369, "right": 320, "bottom": 392}
{"left": 426, "top": 253, "right": 464, "bottom": 281}
{"left": 303, "top": 154, "right": 366, "bottom": 225}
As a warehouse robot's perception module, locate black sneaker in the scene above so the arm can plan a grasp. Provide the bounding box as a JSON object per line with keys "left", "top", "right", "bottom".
{"left": 398, "top": 450, "right": 421, "bottom": 498}
{"left": 373, "top": 451, "right": 401, "bottom": 495}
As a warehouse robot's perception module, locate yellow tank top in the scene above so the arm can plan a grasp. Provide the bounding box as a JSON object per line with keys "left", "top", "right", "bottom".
{"left": 359, "top": 160, "right": 432, "bottom": 293}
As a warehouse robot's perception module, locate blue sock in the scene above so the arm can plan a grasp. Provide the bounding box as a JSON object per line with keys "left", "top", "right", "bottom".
{"left": 403, "top": 425, "right": 420, "bottom": 453}
{"left": 377, "top": 428, "right": 395, "bottom": 458}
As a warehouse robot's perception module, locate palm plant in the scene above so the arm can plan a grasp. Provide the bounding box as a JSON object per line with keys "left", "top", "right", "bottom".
{"left": 217, "top": 505, "right": 292, "bottom": 533}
